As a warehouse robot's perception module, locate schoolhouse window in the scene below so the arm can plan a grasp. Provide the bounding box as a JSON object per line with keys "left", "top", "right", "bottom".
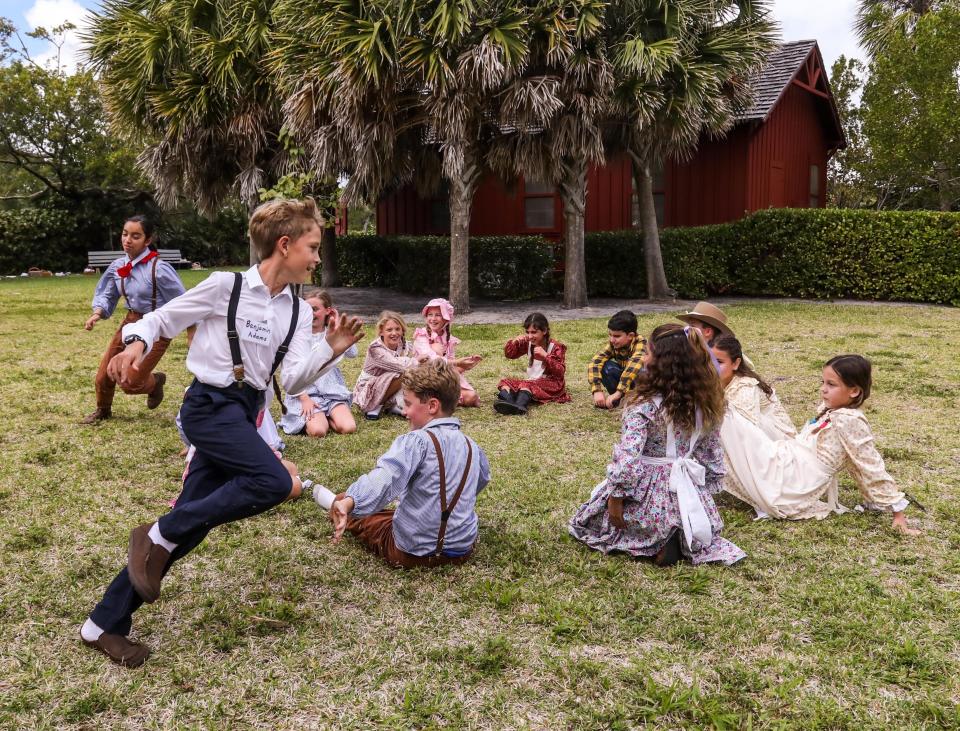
{"left": 809, "top": 165, "right": 820, "bottom": 208}
{"left": 524, "top": 179, "right": 556, "bottom": 229}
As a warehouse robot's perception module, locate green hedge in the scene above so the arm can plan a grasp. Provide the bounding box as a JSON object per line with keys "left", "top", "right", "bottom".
{"left": 587, "top": 209, "right": 960, "bottom": 304}
{"left": 316, "top": 209, "right": 960, "bottom": 305}
{"left": 729, "top": 209, "right": 960, "bottom": 304}
{"left": 0, "top": 208, "right": 81, "bottom": 274}
{"left": 585, "top": 227, "right": 735, "bottom": 298}
{"left": 325, "top": 234, "right": 555, "bottom": 299}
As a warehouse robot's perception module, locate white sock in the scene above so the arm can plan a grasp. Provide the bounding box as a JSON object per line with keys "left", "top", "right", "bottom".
{"left": 148, "top": 522, "right": 178, "bottom": 552}
{"left": 81, "top": 617, "right": 104, "bottom": 642}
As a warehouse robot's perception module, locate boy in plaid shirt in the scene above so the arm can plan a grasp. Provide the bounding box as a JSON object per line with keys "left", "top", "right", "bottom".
{"left": 588, "top": 310, "right": 646, "bottom": 409}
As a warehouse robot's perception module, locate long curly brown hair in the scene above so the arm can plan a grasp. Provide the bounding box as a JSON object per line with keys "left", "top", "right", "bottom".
{"left": 628, "top": 323, "right": 725, "bottom": 431}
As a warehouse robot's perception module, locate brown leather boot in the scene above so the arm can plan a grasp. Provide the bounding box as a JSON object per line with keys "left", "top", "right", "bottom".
{"left": 127, "top": 523, "right": 171, "bottom": 603}
{"left": 80, "top": 407, "right": 112, "bottom": 424}
{"left": 146, "top": 372, "right": 166, "bottom": 410}
{"left": 82, "top": 632, "right": 151, "bottom": 668}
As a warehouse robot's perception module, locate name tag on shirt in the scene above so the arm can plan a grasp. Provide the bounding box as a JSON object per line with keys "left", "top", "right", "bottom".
{"left": 241, "top": 318, "right": 272, "bottom": 346}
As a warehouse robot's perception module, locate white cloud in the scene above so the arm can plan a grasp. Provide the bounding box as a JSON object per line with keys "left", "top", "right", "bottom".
{"left": 772, "top": 0, "right": 866, "bottom": 71}
{"left": 24, "top": 0, "right": 92, "bottom": 71}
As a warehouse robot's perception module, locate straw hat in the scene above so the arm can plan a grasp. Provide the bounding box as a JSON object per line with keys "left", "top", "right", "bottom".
{"left": 677, "top": 302, "right": 734, "bottom": 337}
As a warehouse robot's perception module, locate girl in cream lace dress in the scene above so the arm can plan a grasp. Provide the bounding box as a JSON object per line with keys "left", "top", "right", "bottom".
{"left": 711, "top": 345, "right": 918, "bottom": 534}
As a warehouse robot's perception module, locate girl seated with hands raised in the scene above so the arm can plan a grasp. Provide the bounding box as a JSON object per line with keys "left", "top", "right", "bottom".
{"left": 413, "top": 298, "right": 481, "bottom": 407}
{"left": 494, "top": 312, "right": 569, "bottom": 416}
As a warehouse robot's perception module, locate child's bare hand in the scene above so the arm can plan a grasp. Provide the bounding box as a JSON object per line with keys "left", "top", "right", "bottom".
{"left": 608, "top": 496, "right": 626, "bottom": 529}
{"left": 325, "top": 313, "right": 364, "bottom": 355}
{"left": 84, "top": 313, "right": 101, "bottom": 330}
{"left": 330, "top": 496, "right": 355, "bottom": 543}
{"left": 107, "top": 341, "right": 145, "bottom": 385}
{"left": 605, "top": 392, "right": 622, "bottom": 409}
{"left": 593, "top": 392, "right": 608, "bottom": 408}
{"left": 532, "top": 345, "right": 548, "bottom": 360}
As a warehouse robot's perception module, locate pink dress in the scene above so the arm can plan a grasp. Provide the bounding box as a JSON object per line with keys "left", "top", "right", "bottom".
{"left": 412, "top": 327, "right": 476, "bottom": 395}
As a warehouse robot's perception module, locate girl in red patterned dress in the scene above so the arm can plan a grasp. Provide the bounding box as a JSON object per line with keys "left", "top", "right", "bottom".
{"left": 494, "top": 312, "right": 570, "bottom": 415}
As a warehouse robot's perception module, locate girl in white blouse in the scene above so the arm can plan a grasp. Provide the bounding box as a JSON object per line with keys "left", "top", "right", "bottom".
{"left": 713, "top": 345, "right": 919, "bottom": 535}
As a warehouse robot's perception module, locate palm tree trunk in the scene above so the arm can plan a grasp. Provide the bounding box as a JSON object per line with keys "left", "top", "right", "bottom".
{"left": 559, "top": 157, "right": 588, "bottom": 309}
{"left": 630, "top": 154, "right": 672, "bottom": 299}
{"left": 447, "top": 158, "right": 480, "bottom": 314}
{"left": 320, "top": 223, "right": 340, "bottom": 287}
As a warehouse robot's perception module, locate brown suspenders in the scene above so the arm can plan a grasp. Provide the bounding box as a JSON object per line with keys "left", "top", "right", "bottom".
{"left": 425, "top": 430, "right": 473, "bottom": 557}
{"left": 119, "top": 256, "right": 159, "bottom": 312}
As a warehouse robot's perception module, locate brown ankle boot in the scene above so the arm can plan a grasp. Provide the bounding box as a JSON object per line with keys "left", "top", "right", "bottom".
{"left": 80, "top": 407, "right": 112, "bottom": 424}
{"left": 147, "top": 372, "right": 166, "bottom": 410}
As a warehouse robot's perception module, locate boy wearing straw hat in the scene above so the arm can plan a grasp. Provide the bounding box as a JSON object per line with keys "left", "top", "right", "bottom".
{"left": 677, "top": 302, "right": 755, "bottom": 370}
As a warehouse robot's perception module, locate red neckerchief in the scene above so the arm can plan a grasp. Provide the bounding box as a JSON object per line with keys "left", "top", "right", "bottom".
{"left": 117, "top": 249, "right": 158, "bottom": 278}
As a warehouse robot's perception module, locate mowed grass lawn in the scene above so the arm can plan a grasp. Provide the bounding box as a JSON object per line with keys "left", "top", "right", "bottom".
{"left": 1, "top": 272, "right": 959, "bottom": 730}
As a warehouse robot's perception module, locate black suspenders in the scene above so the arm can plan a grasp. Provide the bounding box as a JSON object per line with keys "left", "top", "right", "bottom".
{"left": 226, "top": 272, "right": 300, "bottom": 388}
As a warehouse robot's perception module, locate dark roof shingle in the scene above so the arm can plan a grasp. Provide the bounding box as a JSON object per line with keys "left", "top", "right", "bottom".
{"left": 737, "top": 40, "right": 818, "bottom": 122}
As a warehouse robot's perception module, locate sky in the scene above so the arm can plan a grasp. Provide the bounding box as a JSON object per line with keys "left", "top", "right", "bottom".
{"left": 3, "top": 0, "right": 867, "bottom": 75}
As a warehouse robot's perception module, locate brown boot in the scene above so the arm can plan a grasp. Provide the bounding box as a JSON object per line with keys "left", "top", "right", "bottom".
{"left": 80, "top": 407, "right": 112, "bottom": 424}
{"left": 82, "top": 632, "right": 151, "bottom": 668}
{"left": 127, "top": 523, "right": 171, "bottom": 603}
{"left": 146, "top": 372, "right": 166, "bottom": 410}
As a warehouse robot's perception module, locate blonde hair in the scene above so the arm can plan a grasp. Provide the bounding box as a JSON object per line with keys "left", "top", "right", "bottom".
{"left": 248, "top": 198, "right": 323, "bottom": 261}
{"left": 308, "top": 290, "right": 332, "bottom": 308}
{"left": 401, "top": 359, "right": 460, "bottom": 414}
{"left": 376, "top": 310, "right": 407, "bottom": 335}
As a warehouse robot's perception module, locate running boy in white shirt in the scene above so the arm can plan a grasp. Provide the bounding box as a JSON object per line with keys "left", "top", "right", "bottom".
{"left": 80, "top": 198, "right": 363, "bottom": 667}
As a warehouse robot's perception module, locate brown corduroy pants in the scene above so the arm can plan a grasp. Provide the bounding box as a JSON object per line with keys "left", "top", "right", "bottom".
{"left": 343, "top": 508, "right": 473, "bottom": 569}
{"left": 94, "top": 311, "right": 171, "bottom": 409}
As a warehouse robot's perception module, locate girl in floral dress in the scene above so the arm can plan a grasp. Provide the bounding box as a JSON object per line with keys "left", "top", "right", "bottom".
{"left": 412, "top": 297, "right": 482, "bottom": 407}
{"left": 494, "top": 312, "right": 570, "bottom": 416}
{"left": 569, "top": 323, "right": 745, "bottom": 566}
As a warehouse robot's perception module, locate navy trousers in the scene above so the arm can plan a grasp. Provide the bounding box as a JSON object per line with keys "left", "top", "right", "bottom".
{"left": 600, "top": 359, "right": 623, "bottom": 394}
{"left": 90, "top": 381, "right": 292, "bottom": 636}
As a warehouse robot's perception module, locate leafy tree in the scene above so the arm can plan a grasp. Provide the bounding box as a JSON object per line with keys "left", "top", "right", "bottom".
{"left": 854, "top": 0, "right": 942, "bottom": 58}
{"left": 85, "top": 0, "right": 343, "bottom": 276}
{"left": 860, "top": 4, "right": 960, "bottom": 210}
{"left": 0, "top": 20, "right": 147, "bottom": 209}
{"left": 826, "top": 55, "right": 873, "bottom": 208}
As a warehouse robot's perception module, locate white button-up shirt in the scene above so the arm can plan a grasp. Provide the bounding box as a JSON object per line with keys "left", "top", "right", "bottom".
{"left": 122, "top": 266, "right": 340, "bottom": 393}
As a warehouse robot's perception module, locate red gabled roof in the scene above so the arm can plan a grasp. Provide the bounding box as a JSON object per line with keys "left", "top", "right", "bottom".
{"left": 737, "top": 40, "right": 846, "bottom": 149}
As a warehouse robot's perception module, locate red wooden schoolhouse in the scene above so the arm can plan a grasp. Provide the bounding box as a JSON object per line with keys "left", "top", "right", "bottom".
{"left": 373, "top": 40, "right": 845, "bottom": 238}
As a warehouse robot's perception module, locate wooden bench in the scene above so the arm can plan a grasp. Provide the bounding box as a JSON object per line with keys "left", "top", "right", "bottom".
{"left": 87, "top": 249, "right": 192, "bottom": 270}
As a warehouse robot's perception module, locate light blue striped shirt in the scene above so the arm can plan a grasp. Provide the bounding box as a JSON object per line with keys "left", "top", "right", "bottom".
{"left": 91, "top": 253, "right": 186, "bottom": 318}
{"left": 346, "top": 417, "right": 491, "bottom": 556}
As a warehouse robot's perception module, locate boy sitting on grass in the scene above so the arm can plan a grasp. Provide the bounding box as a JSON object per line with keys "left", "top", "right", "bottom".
{"left": 326, "top": 359, "right": 490, "bottom": 568}
{"left": 587, "top": 309, "right": 646, "bottom": 409}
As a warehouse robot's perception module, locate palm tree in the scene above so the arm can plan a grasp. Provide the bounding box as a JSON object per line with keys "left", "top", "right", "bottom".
{"left": 85, "top": 0, "right": 343, "bottom": 278}
{"left": 604, "top": 0, "right": 777, "bottom": 298}
{"left": 274, "top": 0, "right": 539, "bottom": 313}
{"left": 855, "top": 0, "right": 940, "bottom": 58}
{"left": 486, "top": 0, "right": 609, "bottom": 309}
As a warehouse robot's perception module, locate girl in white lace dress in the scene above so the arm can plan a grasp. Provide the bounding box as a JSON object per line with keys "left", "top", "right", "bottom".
{"left": 713, "top": 348, "right": 919, "bottom": 535}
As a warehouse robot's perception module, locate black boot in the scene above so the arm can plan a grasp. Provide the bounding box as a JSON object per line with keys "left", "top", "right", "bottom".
{"left": 653, "top": 531, "right": 682, "bottom": 568}
{"left": 493, "top": 390, "right": 517, "bottom": 415}
{"left": 513, "top": 391, "right": 532, "bottom": 415}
